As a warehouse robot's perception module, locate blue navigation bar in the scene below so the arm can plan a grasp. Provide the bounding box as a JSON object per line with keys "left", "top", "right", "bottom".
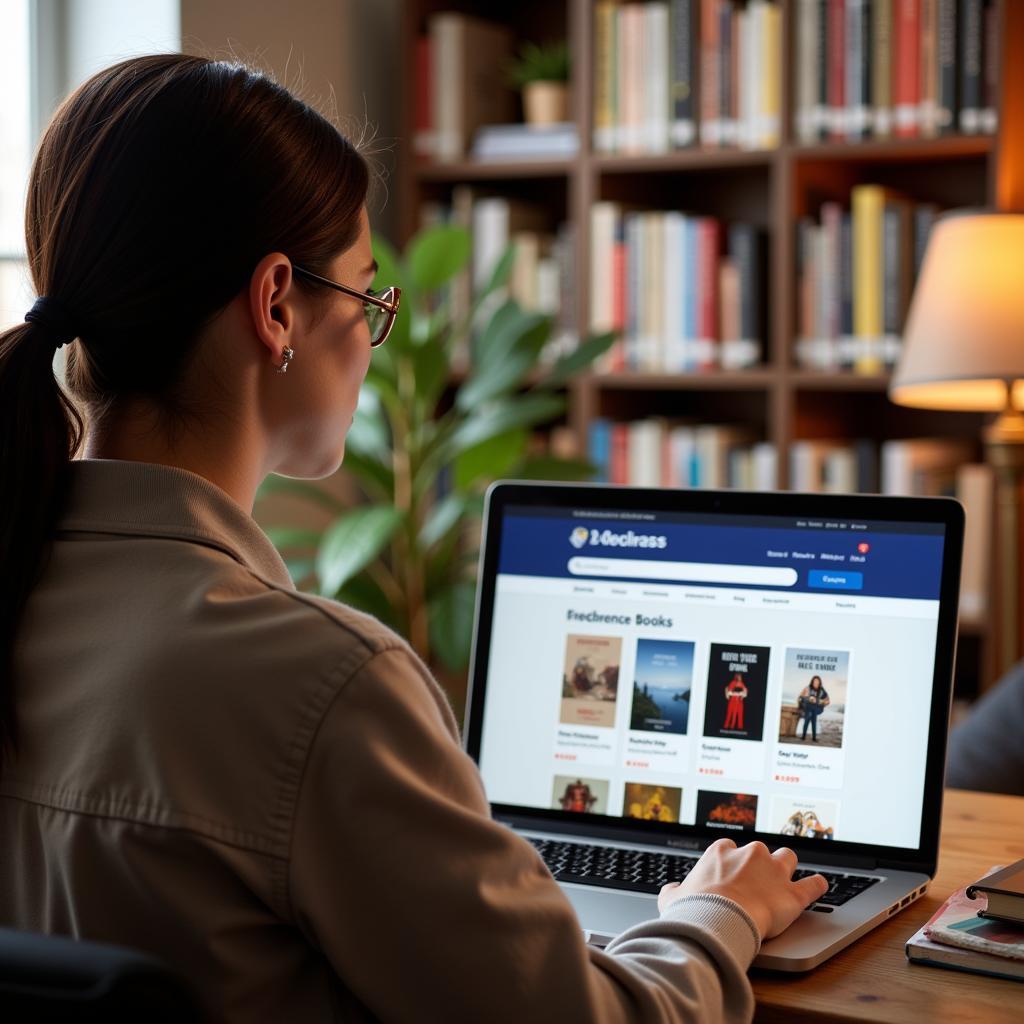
{"left": 808, "top": 570, "right": 864, "bottom": 591}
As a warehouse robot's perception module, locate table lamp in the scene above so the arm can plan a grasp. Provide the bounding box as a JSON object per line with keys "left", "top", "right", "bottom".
{"left": 890, "top": 211, "right": 1024, "bottom": 675}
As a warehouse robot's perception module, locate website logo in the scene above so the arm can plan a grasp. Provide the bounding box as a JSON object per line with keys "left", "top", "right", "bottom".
{"left": 573, "top": 527, "right": 669, "bottom": 550}
{"left": 569, "top": 526, "right": 589, "bottom": 549}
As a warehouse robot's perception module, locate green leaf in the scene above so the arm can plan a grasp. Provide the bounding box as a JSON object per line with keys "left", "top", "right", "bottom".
{"left": 264, "top": 526, "right": 323, "bottom": 550}
{"left": 316, "top": 506, "right": 404, "bottom": 596}
{"left": 428, "top": 580, "right": 477, "bottom": 672}
{"left": 412, "top": 333, "right": 450, "bottom": 411}
{"left": 372, "top": 234, "right": 404, "bottom": 293}
{"left": 340, "top": 447, "right": 394, "bottom": 499}
{"left": 510, "top": 456, "right": 598, "bottom": 482}
{"left": 408, "top": 224, "right": 472, "bottom": 292}
{"left": 256, "top": 474, "right": 348, "bottom": 515}
{"left": 334, "top": 571, "right": 400, "bottom": 629}
{"left": 535, "top": 331, "right": 618, "bottom": 390}
{"left": 454, "top": 428, "right": 529, "bottom": 490}
{"left": 421, "top": 493, "right": 469, "bottom": 549}
{"left": 446, "top": 393, "right": 566, "bottom": 457}
{"left": 476, "top": 245, "right": 515, "bottom": 303}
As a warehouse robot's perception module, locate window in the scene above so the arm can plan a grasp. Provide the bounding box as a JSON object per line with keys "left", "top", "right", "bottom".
{"left": 0, "top": 0, "right": 33, "bottom": 330}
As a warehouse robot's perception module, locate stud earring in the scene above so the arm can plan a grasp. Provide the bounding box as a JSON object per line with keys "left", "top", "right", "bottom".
{"left": 275, "top": 345, "right": 294, "bottom": 374}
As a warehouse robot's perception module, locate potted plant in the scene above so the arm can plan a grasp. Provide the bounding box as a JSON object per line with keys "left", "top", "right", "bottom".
{"left": 257, "top": 223, "right": 613, "bottom": 712}
{"left": 507, "top": 40, "right": 571, "bottom": 126}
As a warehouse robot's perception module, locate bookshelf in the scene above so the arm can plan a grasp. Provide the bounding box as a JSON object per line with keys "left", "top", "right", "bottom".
{"left": 398, "top": 0, "right": 1024, "bottom": 695}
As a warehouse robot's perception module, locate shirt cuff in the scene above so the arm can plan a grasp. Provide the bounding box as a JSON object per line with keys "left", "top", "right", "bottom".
{"left": 659, "top": 892, "right": 762, "bottom": 966}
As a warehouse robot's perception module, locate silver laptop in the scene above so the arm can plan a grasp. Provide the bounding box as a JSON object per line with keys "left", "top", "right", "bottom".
{"left": 464, "top": 482, "right": 963, "bottom": 970}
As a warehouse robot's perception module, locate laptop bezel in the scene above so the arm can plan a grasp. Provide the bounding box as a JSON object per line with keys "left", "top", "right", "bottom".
{"left": 464, "top": 481, "right": 964, "bottom": 878}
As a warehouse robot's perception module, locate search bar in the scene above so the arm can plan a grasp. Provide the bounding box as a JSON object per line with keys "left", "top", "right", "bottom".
{"left": 567, "top": 557, "right": 798, "bottom": 588}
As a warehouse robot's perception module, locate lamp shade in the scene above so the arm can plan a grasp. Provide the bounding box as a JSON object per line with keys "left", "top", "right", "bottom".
{"left": 889, "top": 212, "right": 1024, "bottom": 411}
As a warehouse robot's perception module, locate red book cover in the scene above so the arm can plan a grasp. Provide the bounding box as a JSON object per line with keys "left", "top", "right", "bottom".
{"left": 609, "top": 242, "right": 627, "bottom": 371}
{"left": 699, "top": 0, "right": 721, "bottom": 145}
{"left": 894, "top": 0, "right": 921, "bottom": 137}
{"left": 828, "top": 0, "right": 846, "bottom": 140}
{"left": 413, "top": 36, "right": 433, "bottom": 159}
{"left": 697, "top": 218, "right": 721, "bottom": 369}
{"left": 611, "top": 424, "right": 630, "bottom": 484}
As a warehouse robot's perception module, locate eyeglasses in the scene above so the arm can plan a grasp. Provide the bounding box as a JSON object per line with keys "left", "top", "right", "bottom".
{"left": 292, "top": 265, "right": 401, "bottom": 347}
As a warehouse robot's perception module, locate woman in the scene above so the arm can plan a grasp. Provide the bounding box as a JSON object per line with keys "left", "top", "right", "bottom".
{"left": 0, "top": 55, "right": 826, "bottom": 1022}
{"left": 798, "top": 675, "right": 831, "bottom": 742}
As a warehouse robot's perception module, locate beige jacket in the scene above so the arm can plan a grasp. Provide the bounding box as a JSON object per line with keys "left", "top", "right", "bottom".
{"left": 2, "top": 459, "right": 759, "bottom": 1022}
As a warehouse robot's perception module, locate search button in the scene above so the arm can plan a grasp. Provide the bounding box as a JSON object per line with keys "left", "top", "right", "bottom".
{"left": 809, "top": 570, "right": 863, "bottom": 591}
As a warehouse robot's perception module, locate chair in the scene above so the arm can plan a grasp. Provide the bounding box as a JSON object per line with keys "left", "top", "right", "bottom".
{"left": 0, "top": 927, "right": 204, "bottom": 1021}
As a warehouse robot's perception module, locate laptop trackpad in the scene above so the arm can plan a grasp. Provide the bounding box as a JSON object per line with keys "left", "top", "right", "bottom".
{"left": 562, "top": 882, "right": 658, "bottom": 945}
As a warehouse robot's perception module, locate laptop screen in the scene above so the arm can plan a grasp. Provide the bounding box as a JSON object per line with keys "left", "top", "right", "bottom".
{"left": 469, "top": 486, "right": 961, "bottom": 863}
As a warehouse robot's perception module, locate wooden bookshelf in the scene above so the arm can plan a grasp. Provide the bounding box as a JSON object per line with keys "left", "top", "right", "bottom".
{"left": 398, "top": 0, "right": 1024, "bottom": 693}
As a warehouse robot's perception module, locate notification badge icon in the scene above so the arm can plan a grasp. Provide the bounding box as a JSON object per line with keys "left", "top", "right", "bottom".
{"left": 857, "top": 542, "right": 870, "bottom": 554}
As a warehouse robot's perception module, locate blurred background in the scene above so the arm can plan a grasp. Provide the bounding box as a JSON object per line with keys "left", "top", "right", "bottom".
{"left": 3, "top": 0, "right": 1023, "bottom": 721}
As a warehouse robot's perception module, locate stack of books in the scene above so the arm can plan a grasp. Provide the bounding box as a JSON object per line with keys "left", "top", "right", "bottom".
{"left": 588, "top": 418, "right": 777, "bottom": 489}
{"left": 415, "top": 13, "right": 516, "bottom": 162}
{"left": 795, "top": 185, "right": 938, "bottom": 374}
{"left": 592, "top": 0, "right": 782, "bottom": 154}
{"left": 907, "top": 861, "right": 1024, "bottom": 982}
{"left": 420, "top": 192, "right": 576, "bottom": 362}
{"left": 793, "top": 0, "right": 999, "bottom": 144}
{"left": 591, "top": 202, "right": 765, "bottom": 373}
{"left": 471, "top": 123, "right": 578, "bottom": 162}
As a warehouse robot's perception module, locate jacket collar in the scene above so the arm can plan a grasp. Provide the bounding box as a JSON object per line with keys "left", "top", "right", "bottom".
{"left": 58, "top": 459, "right": 294, "bottom": 589}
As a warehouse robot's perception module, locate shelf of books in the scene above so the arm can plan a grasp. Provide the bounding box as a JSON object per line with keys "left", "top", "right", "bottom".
{"left": 401, "top": 0, "right": 1024, "bottom": 693}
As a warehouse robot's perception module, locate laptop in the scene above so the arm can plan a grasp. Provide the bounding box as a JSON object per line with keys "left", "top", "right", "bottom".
{"left": 464, "top": 482, "right": 963, "bottom": 971}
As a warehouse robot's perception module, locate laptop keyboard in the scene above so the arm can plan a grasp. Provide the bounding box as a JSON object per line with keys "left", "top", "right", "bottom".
{"left": 529, "top": 838, "right": 882, "bottom": 907}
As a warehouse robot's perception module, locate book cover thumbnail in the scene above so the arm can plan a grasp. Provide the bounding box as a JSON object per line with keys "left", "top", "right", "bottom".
{"left": 552, "top": 776, "right": 610, "bottom": 815}
{"left": 629, "top": 638, "right": 694, "bottom": 734}
{"left": 703, "top": 643, "right": 770, "bottom": 741}
{"left": 696, "top": 791, "right": 759, "bottom": 832}
{"left": 777, "top": 647, "right": 849, "bottom": 748}
{"left": 623, "top": 783, "right": 682, "bottom": 823}
{"left": 560, "top": 634, "right": 622, "bottom": 729}
{"left": 772, "top": 796, "right": 838, "bottom": 840}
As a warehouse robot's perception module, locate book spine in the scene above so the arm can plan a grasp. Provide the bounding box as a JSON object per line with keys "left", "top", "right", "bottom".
{"left": 611, "top": 423, "right": 630, "bottom": 484}
{"left": 796, "top": 218, "right": 813, "bottom": 365}
{"left": 728, "top": 223, "right": 762, "bottom": 368}
{"left": 828, "top": 0, "right": 846, "bottom": 139}
{"left": 919, "top": 0, "right": 938, "bottom": 137}
{"left": 959, "top": 0, "right": 983, "bottom": 133}
{"left": 913, "top": 204, "right": 938, "bottom": 278}
{"left": 697, "top": 218, "right": 720, "bottom": 370}
{"left": 645, "top": 3, "right": 671, "bottom": 153}
{"left": 700, "top": 0, "right": 722, "bottom": 145}
{"left": 763, "top": 2, "right": 782, "bottom": 147}
{"left": 431, "top": 15, "right": 463, "bottom": 162}
{"left": 814, "top": 0, "right": 830, "bottom": 139}
{"left": 936, "top": 0, "right": 957, "bottom": 134}
{"left": 846, "top": 0, "right": 868, "bottom": 140}
{"left": 882, "top": 205, "right": 901, "bottom": 339}
{"left": 594, "top": 1, "right": 617, "bottom": 152}
{"left": 670, "top": 0, "right": 696, "bottom": 146}
{"left": 796, "top": 0, "right": 818, "bottom": 143}
{"left": 873, "top": 0, "right": 893, "bottom": 137}
{"left": 894, "top": 0, "right": 921, "bottom": 137}
{"left": 839, "top": 211, "right": 854, "bottom": 369}
{"left": 852, "top": 185, "right": 884, "bottom": 374}
{"left": 413, "top": 36, "right": 434, "bottom": 159}
{"left": 982, "top": 0, "right": 998, "bottom": 133}
{"left": 731, "top": 2, "right": 742, "bottom": 147}
{"left": 719, "top": 0, "right": 734, "bottom": 146}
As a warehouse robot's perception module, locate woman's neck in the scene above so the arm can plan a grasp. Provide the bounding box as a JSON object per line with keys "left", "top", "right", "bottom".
{"left": 82, "top": 402, "right": 263, "bottom": 512}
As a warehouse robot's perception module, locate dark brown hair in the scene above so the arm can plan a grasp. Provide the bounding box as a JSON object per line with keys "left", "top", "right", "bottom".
{"left": 0, "top": 54, "right": 369, "bottom": 761}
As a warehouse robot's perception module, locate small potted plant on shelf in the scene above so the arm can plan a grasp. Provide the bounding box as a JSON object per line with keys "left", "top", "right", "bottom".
{"left": 257, "top": 223, "right": 613, "bottom": 714}
{"left": 507, "top": 40, "right": 571, "bottom": 126}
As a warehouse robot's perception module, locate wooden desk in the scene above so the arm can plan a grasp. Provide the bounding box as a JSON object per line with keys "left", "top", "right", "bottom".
{"left": 751, "top": 789, "right": 1024, "bottom": 1022}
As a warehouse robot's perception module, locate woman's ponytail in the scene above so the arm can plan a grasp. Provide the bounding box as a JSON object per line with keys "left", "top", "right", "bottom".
{"left": 0, "top": 320, "right": 84, "bottom": 758}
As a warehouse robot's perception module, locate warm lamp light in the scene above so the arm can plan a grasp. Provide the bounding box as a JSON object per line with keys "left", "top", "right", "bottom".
{"left": 890, "top": 211, "right": 1024, "bottom": 674}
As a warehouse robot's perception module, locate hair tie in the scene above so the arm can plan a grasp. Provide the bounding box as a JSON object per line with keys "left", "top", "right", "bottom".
{"left": 24, "top": 296, "right": 79, "bottom": 350}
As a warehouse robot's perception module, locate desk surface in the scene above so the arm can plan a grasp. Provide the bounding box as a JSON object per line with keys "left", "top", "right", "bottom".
{"left": 751, "top": 789, "right": 1024, "bottom": 1022}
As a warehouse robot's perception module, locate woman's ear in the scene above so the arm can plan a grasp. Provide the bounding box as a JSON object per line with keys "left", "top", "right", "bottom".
{"left": 249, "top": 253, "right": 295, "bottom": 362}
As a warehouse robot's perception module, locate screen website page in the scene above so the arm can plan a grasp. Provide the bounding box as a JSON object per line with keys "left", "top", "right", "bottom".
{"left": 477, "top": 506, "right": 946, "bottom": 852}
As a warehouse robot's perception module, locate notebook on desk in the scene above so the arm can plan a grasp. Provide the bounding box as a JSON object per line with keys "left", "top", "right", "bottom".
{"left": 465, "top": 482, "right": 963, "bottom": 970}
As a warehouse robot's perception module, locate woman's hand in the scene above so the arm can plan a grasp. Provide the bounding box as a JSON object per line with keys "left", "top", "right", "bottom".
{"left": 658, "top": 838, "right": 829, "bottom": 941}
